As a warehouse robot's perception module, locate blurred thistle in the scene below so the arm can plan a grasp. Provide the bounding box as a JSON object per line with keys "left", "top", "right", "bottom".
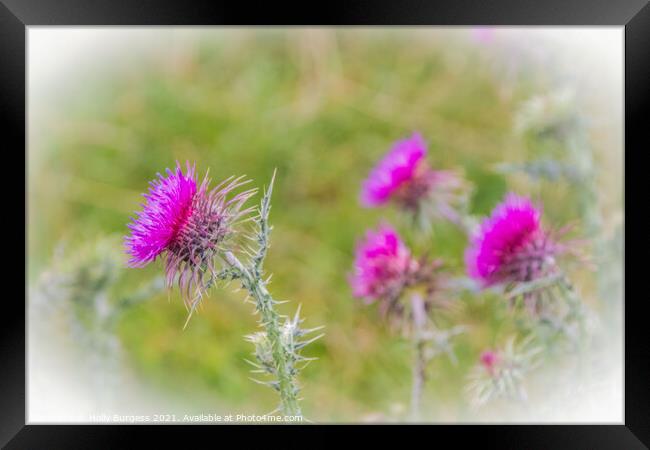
{"left": 511, "top": 88, "right": 602, "bottom": 247}
{"left": 514, "top": 87, "right": 579, "bottom": 141}
{"left": 479, "top": 350, "right": 500, "bottom": 375}
{"left": 465, "top": 194, "right": 586, "bottom": 288}
{"left": 465, "top": 336, "right": 543, "bottom": 409}
{"left": 350, "top": 224, "right": 464, "bottom": 420}
{"left": 349, "top": 224, "right": 419, "bottom": 308}
{"left": 40, "top": 237, "right": 122, "bottom": 318}
{"left": 36, "top": 236, "right": 163, "bottom": 409}
{"left": 360, "top": 133, "right": 472, "bottom": 234}
{"left": 465, "top": 193, "right": 590, "bottom": 345}
{"left": 349, "top": 225, "right": 452, "bottom": 321}
{"left": 512, "top": 88, "right": 599, "bottom": 220}
{"left": 125, "top": 165, "right": 319, "bottom": 418}
{"left": 513, "top": 87, "right": 617, "bottom": 318}
{"left": 39, "top": 235, "right": 163, "bottom": 338}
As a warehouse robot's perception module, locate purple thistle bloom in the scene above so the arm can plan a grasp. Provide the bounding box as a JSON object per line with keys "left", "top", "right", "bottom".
{"left": 360, "top": 133, "right": 428, "bottom": 208}
{"left": 479, "top": 350, "right": 499, "bottom": 375}
{"left": 126, "top": 162, "right": 198, "bottom": 268}
{"left": 465, "top": 193, "right": 562, "bottom": 287}
{"left": 125, "top": 162, "right": 256, "bottom": 304}
{"left": 350, "top": 225, "right": 416, "bottom": 304}
{"left": 360, "top": 133, "right": 469, "bottom": 231}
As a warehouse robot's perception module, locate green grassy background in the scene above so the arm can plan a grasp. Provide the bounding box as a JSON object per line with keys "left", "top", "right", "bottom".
{"left": 28, "top": 29, "right": 622, "bottom": 421}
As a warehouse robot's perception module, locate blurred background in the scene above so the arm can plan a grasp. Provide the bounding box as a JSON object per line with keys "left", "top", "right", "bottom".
{"left": 27, "top": 27, "right": 623, "bottom": 423}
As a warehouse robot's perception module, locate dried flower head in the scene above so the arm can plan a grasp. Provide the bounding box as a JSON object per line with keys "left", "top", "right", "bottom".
{"left": 125, "top": 162, "right": 256, "bottom": 305}
{"left": 465, "top": 193, "right": 564, "bottom": 287}
{"left": 350, "top": 225, "right": 417, "bottom": 305}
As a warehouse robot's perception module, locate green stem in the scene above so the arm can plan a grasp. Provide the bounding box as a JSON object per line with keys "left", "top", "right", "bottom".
{"left": 223, "top": 251, "right": 301, "bottom": 417}
{"left": 437, "top": 202, "right": 476, "bottom": 236}
{"left": 410, "top": 293, "right": 427, "bottom": 421}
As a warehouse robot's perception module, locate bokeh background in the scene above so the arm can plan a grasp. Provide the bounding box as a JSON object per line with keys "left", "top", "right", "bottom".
{"left": 27, "top": 28, "right": 623, "bottom": 423}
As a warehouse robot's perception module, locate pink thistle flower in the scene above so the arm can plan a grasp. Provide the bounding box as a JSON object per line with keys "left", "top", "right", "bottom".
{"left": 125, "top": 162, "right": 198, "bottom": 268}
{"left": 350, "top": 225, "right": 416, "bottom": 304}
{"left": 479, "top": 350, "right": 500, "bottom": 375}
{"left": 360, "top": 133, "right": 428, "bottom": 208}
{"left": 467, "top": 338, "right": 539, "bottom": 407}
{"left": 360, "top": 133, "right": 470, "bottom": 231}
{"left": 125, "top": 162, "right": 256, "bottom": 304}
{"left": 465, "top": 193, "right": 561, "bottom": 287}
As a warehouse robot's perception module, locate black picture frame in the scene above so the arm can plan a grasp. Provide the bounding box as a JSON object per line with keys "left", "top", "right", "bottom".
{"left": 3, "top": 0, "right": 648, "bottom": 447}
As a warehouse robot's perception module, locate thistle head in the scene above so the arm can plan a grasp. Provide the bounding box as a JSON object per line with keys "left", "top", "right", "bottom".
{"left": 40, "top": 236, "right": 124, "bottom": 324}
{"left": 360, "top": 133, "right": 428, "bottom": 208}
{"left": 466, "top": 337, "right": 542, "bottom": 408}
{"left": 479, "top": 350, "right": 500, "bottom": 375}
{"left": 360, "top": 133, "right": 470, "bottom": 229}
{"left": 125, "top": 162, "right": 198, "bottom": 268}
{"left": 349, "top": 225, "right": 417, "bottom": 305}
{"left": 465, "top": 193, "right": 562, "bottom": 287}
{"left": 125, "top": 162, "right": 256, "bottom": 305}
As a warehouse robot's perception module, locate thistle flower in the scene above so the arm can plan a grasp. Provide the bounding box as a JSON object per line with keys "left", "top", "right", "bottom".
{"left": 466, "top": 337, "right": 542, "bottom": 409}
{"left": 350, "top": 225, "right": 417, "bottom": 305}
{"left": 465, "top": 193, "right": 564, "bottom": 287}
{"left": 127, "top": 167, "right": 318, "bottom": 418}
{"left": 479, "top": 350, "right": 500, "bottom": 375}
{"left": 125, "top": 163, "right": 198, "bottom": 268}
{"left": 125, "top": 162, "right": 256, "bottom": 305}
{"left": 350, "top": 226, "right": 464, "bottom": 420}
{"left": 360, "top": 133, "right": 470, "bottom": 231}
{"left": 465, "top": 193, "right": 590, "bottom": 345}
{"left": 361, "top": 133, "right": 428, "bottom": 208}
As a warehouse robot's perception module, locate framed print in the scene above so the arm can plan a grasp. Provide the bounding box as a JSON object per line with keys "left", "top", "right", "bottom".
{"left": 2, "top": 0, "right": 649, "bottom": 447}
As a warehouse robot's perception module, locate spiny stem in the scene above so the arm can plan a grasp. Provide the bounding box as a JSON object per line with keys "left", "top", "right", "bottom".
{"left": 557, "top": 274, "right": 588, "bottom": 359}
{"left": 410, "top": 292, "right": 427, "bottom": 421}
{"left": 224, "top": 250, "right": 301, "bottom": 417}
{"left": 219, "top": 170, "right": 305, "bottom": 418}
